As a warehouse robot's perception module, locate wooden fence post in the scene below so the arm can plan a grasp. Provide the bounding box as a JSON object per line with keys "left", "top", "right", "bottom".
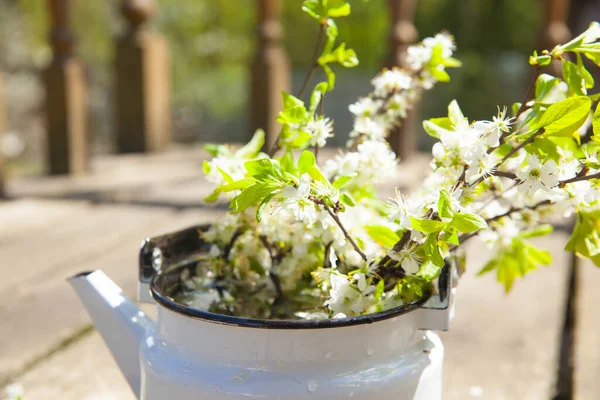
{"left": 0, "top": 72, "right": 5, "bottom": 198}
{"left": 116, "top": 0, "right": 171, "bottom": 153}
{"left": 385, "top": 0, "right": 418, "bottom": 160}
{"left": 540, "top": 0, "right": 572, "bottom": 75}
{"left": 250, "top": 0, "right": 291, "bottom": 151}
{"left": 44, "top": 0, "right": 89, "bottom": 175}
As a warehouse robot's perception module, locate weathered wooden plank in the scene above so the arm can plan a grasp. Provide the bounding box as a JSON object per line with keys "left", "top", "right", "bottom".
{"left": 0, "top": 204, "right": 222, "bottom": 381}
{"left": 0, "top": 199, "right": 91, "bottom": 245}
{"left": 574, "top": 259, "right": 600, "bottom": 399}
{"left": 442, "top": 234, "right": 570, "bottom": 399}
{"left": 0, "top": 202, "right": 175, "bottom": 293}
{"left": 13, "top": 332, "right": 135, "bottom": 400}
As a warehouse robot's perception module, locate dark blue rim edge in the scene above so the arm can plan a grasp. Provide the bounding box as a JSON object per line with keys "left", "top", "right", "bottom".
{"left": 150, "top": 275, "right": 431, "bottom": 330}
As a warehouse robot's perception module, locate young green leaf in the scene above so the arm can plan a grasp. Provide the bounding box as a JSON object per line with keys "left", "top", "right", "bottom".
{"left": 365, "top": 225, "right": 400, "bottom": 248}
{"left": 256, "top": 192, "right": 277, "bottom": 222}
{"left": 410, "top": 217, "right": 446, "bottom": 234}
{"left": 340, "top": 192, "right": 356, "bottom": 207}
{"left": 447, "top": 100, "right": 466, "bottom": 128}
{"left": 450, "top": 213, "right": 487, "bottom": 233}
{"left": 437, "top": 190, "right": 454, "bottom": 219}
{"left": 235, "top": 129, "right": 265, "bottom": 158}
{"left": 423, "top": 233, "right": 444, "bottom": 267}
{"left": 277, "top": 92, "right": 308, "bottom": 124}
{"left": 423, "top": 117, "right": 453, "bottom": 139}
{"left": 332, "top": 174, "right": 355, "bottom": 188}
{"left": 309, "top": 82, "right": 329, "bottom": 115}
{"left": 298, "top": 150, "right": 316, "bottom": 174}
{"left": 532, "top": 96, "right": 591, "bottom": 137}
{"left": 566, "top": 209, "right": 600, "bottom": 266}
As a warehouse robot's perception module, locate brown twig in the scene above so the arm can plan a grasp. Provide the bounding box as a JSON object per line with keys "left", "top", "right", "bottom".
{"left": 322, "top": 204, "right": 367, "bottom": 262}
{"left": 297, "top": 22, "right": 328, "bottom": 99}
{"left": 559, "top": 171, "right": 600, "bottom": 185}
{"left": 259, "top": 235, "right": 284, "bottom": 298}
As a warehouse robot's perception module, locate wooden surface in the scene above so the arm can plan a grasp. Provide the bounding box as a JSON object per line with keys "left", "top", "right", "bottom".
{"left": 0, "top": 147, "right": 596, "bottom": 399}
{"left": 575, "top": 260, "right": 600, "bottom": 399}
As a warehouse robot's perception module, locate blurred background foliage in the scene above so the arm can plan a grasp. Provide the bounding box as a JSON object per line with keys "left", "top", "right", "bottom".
{"left": 0, "top": 0, "right": 543, "bottom": 173}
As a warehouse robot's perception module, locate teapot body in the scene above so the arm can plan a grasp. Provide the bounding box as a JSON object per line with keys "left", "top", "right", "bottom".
{"left": 139, "top": 305, "right": 443, "bottom": 400}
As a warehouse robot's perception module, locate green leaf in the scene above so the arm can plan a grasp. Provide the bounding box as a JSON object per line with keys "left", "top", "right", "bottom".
{"left": 332, "top": 174, "right": 355, "bottom": 188}
{"left": 480, "top": 237, "right": 553, "bottom": 292}
{"left": 217, "top": 167, "right": 234, "bottom": 184}
{"left": 562, "top": 60, "right": 585, "bottom": 95}
{"left": 216, "top": 178, "right": 257, "bottom": 193}
{"left": 204, "top": 190, "right": 220, "bottom": 203}
{"left": 202, "top": 160, "right": 211, "bottom": 175}
{"left": 593, "top": 102, "right": 600, "bottom": 137}
{"left": 301, "top": 0, "right": 351, "bottom": 21}
{"left": 340, "top": 192, "right": 356, "bottom": 207}
{"left": 447, "top": 100, "right": 466, "bottom": 128}
{"left": 309, "top": 82, "right": 329, "bottom": 114}
{"left": 410, "top": 217, "right": 446, "bottom": 234}
{"left": 280, "top": 150, "right": 298, "bottom": 175}
{"left": 325, "top": 0, "right": 351, "bottom": 17}
{"left": 520, "top": 224, "right": 554, "bottom": 238}
{"left": 322, "top": 19, "right": 338, "bottom": 56}
{"left": 308, "top": 164, "right": 328, "bottom": 183}
{"left": 430, "top": 67, "right": 450, "bottom": 82}
{"left": 447, "top": 230, "right": 460, "bottom": 246}
{"left": 437, "top": 190, "right": 454, "bottom": 219}
{"left": 365, "top": 225, "right": 400, "bottom": 248}
{"left": 230, "top": 183, "right": 279, "bottom": 214}
{"left": 373, "top": 279, "right": 385, "bottom": 300}
{"left": 204, "top": 143, "right": 224, "bottom": 157}
{"left": 256, "top": 192, "right": 277, "bottom": 222}
{"left": 301, "top": 0, "right": 324, "bottom": 20}
{"left": 277, "top": 92, "right": 308, "bottom": 125}
{"left": 562, "top": 59, "right": 593, "bottom": 95}
{"left": 244, "top": 158, "right": 285, "bottom": 181}
{"left": 298, "top": 150, "right": 316, "bottom": 174}
{"left": 423, "top": 117, "right": 453, "bottom": 139}
{"left": 535, "top": 74, "right": 563, "bottom": 101}
{"left": 532, "top": 96, "right": 591, "bottom": 137}
{"left": 423, "top": 233, "right": 444, "bottom": 267}
{"left": 235, "top": 129, "right": 265, "bottom": 158}
{"left": 319, "top": 42, "right": 359, "bottom": 68}
{"left": 450, "top": 213, "right": 487, "bottom": 233}
{"left": 323, "top": 64, "right": 336, "bottom": 90}
{"left": 566, "top": 210, "right": 600, "bottom": 265}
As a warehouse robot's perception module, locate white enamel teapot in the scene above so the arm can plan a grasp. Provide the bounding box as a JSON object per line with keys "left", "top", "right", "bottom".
{"left": 70, "top": 224, "right": 457, "bottom": 399}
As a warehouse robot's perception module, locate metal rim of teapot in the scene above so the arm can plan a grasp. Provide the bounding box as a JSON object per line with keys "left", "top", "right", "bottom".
{"left": 149, "top": 271, "right": 432, "bottom": 329}
{"left": 138, "top": 223, "right": 450, "bottom": 330}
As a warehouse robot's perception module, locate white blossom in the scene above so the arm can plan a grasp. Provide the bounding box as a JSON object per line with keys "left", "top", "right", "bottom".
{"left": 388, "top": 247, "right": 422, "bottom": 274}
{"left": 349, "top": 97, "right": 382, "bottom": 119}
{"left": 371, "top": 69, "right": 412, "bottom": 97}
{"left": 516, "top": 155, "right": 560, "bottom": 195}
{"left": 306, "top": 117, "right": 334, "bottom": 148}
{"left": 387, "top": 189, "right": 425, "bottom": 230}
{"left": 278, "top": 174, "right": 318, "bottom": 224}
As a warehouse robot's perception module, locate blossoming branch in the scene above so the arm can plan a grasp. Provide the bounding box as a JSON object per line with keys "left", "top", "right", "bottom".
{"left": 192, "top": 1, "right": 600, "bottom": 320}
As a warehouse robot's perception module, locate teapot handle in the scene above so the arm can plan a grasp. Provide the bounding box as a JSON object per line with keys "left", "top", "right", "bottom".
{"left": 417, "top": 258, "right": 460, "bottom": 331}
{"left": 138, "top": 224, "right": 212, "bottom": 303}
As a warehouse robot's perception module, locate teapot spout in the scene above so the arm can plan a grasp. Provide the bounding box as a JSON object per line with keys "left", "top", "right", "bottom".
{"left": 69, "top": 270, "right": 154, "bottom": 399}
